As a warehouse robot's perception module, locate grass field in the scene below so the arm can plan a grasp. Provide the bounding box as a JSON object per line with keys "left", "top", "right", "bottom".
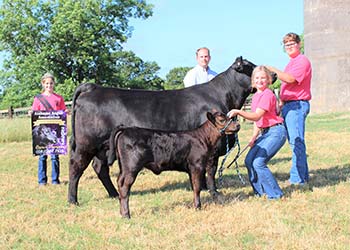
{"left": 0, "top": 112, "right": 349, "bottom": 249}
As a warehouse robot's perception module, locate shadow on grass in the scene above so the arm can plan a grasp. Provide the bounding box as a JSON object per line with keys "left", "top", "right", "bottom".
{"left": 86, "top": 160, "right": 350, "bottom": 204}
{"left": 132, "top": 178, "right": 192, "bottom": 196}
{"left": 309, "top": 163, "right": 350, "bottom": 188}
{"left": 130, "top": 163, "right": 350, "bottom": 202}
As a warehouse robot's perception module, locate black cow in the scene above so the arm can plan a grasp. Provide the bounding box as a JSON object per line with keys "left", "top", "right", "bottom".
{"left": 68, "top": 56, "right": 265, "bottom": 205}
{"left": 107, "top": 111, "right": 240, "bottom": 218}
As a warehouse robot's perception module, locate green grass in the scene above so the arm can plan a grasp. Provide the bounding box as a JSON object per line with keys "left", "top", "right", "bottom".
{"left": 0, "top": 115, "right": 72, "bottom": 143}
{"left": 0, "top": 112, "right": 350, "bottom": 249}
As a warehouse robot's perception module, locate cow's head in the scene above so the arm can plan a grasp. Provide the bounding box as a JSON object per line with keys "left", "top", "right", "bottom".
{"left": 233, "top": 56, "right": 255, "bottom": 78}
{"left": 231, "top": 56, "right": 256, "bottom": 94}
{"left": 233, "top": 56, "right": 278, "bottom": 88}
{"left": 207, "top": 111, "right": 240, "bottom": 135}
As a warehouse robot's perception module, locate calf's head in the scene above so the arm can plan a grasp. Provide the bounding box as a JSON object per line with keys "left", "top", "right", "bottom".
{"left": 207, "top": 111, "right": 240, "bottom": 135}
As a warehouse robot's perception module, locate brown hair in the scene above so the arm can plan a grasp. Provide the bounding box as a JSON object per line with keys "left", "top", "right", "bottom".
{"left": 283, "top": 32, "right": 301, "bottom": 44}
{"left": 196, "top": 47, "right": 210, "bottom": 56}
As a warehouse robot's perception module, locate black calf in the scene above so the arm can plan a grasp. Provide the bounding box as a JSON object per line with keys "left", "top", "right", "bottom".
{"left": 107, "top": 111, "right": 240, "bottom": 218}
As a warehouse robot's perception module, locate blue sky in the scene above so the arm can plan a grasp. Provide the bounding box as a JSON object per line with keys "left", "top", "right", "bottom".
{"left": 0, "top": 1, "right": 303, "bottom": 79}
{"left": 124, "top": 0, "right": 304, "bottom": 77}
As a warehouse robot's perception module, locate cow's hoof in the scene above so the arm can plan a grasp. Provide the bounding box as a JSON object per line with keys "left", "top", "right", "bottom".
{"left": 109, "top": 194, "right": 119, "bottom": 199}
{"left": 121, "top": 214, "right": 131, "bottom": 219}
{"left": 209, "top": 190, "right": 220, "bottom": 198}
{"left": 108, "top": 190, "right": 119, "bottom": 198}
{"left": 68, "top": 200, "right": 79, "bottom": 206}
{"left": 195, "top": 205, "right": 202, "bottom": 210}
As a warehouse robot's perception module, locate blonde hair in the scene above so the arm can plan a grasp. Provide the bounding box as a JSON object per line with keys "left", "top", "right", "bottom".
{"left": 251, "top": 66, "right": 273, "bottom": 86}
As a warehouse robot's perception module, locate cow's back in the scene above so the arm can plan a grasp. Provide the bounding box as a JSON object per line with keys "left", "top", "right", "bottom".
{"left": 72, "top": 84, "right": 229, "bottom": 151}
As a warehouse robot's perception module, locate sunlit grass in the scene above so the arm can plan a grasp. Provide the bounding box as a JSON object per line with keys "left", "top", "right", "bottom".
{"left": 0, "top": 112, "right": 350, "bottom": 249}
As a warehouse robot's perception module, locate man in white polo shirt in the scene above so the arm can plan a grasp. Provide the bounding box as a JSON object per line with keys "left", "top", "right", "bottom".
{"left": 183, "top": 47, "right": 217, "bottom": 87}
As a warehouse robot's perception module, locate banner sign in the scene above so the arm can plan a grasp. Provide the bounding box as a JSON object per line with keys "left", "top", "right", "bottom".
{"left": 31, "top": 110, "right": 67, "bottom": 156}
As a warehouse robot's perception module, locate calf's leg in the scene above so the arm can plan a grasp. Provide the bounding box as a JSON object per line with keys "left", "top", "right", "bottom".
{"left": 117, "top": 171, "right": 137, "bottom": 219}
{"left": 191, "top": 168, "right": 205, "bottom": 209}
{"left": 206, "top": 157, "right": 219, "bottom": 197}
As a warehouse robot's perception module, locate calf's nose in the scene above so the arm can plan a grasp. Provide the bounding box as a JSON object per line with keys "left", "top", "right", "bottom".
{"left": 236, "top": 123, "right": 241, "bottom": 131}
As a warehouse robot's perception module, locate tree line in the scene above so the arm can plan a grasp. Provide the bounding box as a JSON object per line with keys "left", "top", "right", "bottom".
{"left": 0, "top": 0, "right": 189, "bottom": 109}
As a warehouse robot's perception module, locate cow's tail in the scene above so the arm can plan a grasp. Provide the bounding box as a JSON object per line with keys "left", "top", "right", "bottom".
{"left": 70, "top": 83, "right": 98, "bottom": 151}
{"left": 107, "top": 125, "right": 125, "bottom": 167}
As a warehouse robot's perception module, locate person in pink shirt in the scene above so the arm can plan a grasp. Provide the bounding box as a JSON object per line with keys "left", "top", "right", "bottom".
{"left": 267, "top": 32, "right": 312, "bottom": 185}
{"left": 228, "top": 66, "right": 286, "bottom": 199}
{"left": 31, "top": 73, "right": 68, "bottom": 186}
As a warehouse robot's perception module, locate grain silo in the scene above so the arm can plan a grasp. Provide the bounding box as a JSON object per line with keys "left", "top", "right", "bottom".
{"left": 304, "top": 0, "right": 350, "bottom": 113}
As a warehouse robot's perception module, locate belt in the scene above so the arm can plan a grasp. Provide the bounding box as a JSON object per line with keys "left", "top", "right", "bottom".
{"left": 284, "top": 100, "right": 308, "bottom": 103}
{"left": 261, "top": 123, "right": 283, "bottom": 134}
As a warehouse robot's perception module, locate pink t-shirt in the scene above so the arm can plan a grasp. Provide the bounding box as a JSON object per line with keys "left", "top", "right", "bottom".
{"left": 32, "top": 93, "right": 67, "bottom": 111}
{"left": 280, "top": 53, "right": 312, "bottom": 101}
{"left": 251, "top": 88, "right": 284, "bottom": 129}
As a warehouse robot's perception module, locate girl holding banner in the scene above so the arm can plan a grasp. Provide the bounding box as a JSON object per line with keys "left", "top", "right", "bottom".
{"left": 31, "top": 73, "right": 68, "bottom": 186}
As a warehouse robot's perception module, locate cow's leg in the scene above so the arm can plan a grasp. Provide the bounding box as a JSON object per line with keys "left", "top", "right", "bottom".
{"left": 92, "top": 157, "right": 118, "bottom": 198}
{"left": 190, "top": 167, "right": 204, "bottom": 209}
{"left": 188, "top": 172, "right": 193, "bottom": 190}
{"left": 206, "top": 157, "right": 219, "bottom": 197}
{"left": 117, "top": 170, "right": 137, "bottom": 219}
{"left": 68, "top": 149, "right": 94, "bottom": 205}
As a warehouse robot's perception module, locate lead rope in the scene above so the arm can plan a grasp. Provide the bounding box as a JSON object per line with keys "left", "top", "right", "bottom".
{"left": 218, "top": 133, "right": 247, "bottom": 187}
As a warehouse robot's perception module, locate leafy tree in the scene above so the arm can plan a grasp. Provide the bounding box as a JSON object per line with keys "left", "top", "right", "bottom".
{"left": 0, "top": 0, "right": 163, "bottom": 109}
{"left": 109, "top": 50, "right": 163, "bottom": 90}
{"left": 300, "top": 33, "right": 304, "bottom": 54}
{"left": 163, "top": 67, "right": 191, "bottom": 90}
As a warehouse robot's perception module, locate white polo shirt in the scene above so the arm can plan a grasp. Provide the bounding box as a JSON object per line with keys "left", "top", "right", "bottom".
{"left": 183, "top": 65, "right": 217, "bottom": 88}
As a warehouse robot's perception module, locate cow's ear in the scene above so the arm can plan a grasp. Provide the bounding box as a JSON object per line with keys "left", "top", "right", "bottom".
{"left": 233, "top": 56, "right": 244, "bottom": 72}
{"left": 207, "top": 112, "right": 215, "bottom": 124}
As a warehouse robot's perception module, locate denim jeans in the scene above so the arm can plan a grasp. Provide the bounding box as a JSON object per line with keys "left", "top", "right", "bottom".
{"left": 245, "top": 124, "right": 287, "bottom": 199}
{"left": 282, "top": 100, "right": 310, "bottom": 184}
{"left": 38, "top": 154, "right": 60, "bottom": 184}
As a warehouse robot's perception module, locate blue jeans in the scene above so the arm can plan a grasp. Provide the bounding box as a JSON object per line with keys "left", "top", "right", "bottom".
{"left": 38, "top": 154, "right": 60, "bottom": 184}
{"left": 282, "top": 100, "right": 310, "bottom": 184}
{"left": 245, "top": 124, "right": 286, "bottom": 199}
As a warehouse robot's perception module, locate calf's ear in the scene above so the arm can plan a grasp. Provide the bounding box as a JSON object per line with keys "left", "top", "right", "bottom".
{"left": 207, "top": 112, "right": 215, "bottom": 124}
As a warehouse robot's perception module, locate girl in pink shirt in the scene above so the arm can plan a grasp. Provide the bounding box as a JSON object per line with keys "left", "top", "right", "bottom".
{"left": 228, "top": 66, "right": 286, "bottom": 199}
{"left": 31, "top": 73, "right": 68, "bottom": 186}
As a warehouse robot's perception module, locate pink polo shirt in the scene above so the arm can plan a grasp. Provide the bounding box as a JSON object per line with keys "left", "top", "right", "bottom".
{"left": 32, "top": 93, "right": 67, "bottom": 111}
{"left": 251, "top": 88, "right": 284, "bottom": 129}
{"left": 280, "top": 53, "right": 312, "bottom": 102}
